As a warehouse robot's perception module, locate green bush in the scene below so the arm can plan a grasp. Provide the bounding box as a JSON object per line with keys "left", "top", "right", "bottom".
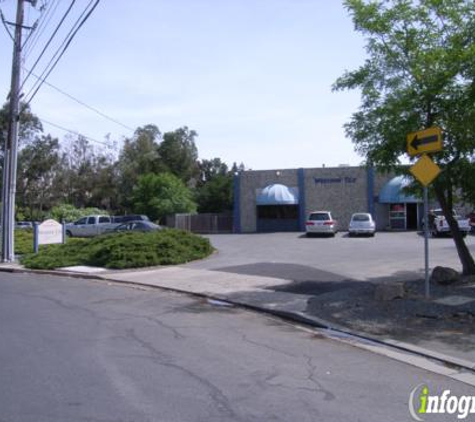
{"left": 20, "top": 229, "right": 213, "bottom": 270}
{"left": 15, "top": 229, "right": 34, "bottom": 255}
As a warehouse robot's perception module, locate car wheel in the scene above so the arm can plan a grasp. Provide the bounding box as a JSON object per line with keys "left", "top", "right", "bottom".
{"left": 66, "top": 230, "right": 72, "bottom": 237}
{"left": 431, "top": 229, "right": 438, "bottom": 238}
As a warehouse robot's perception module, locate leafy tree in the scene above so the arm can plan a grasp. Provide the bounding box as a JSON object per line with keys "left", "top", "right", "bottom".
{"left": 17, "top": 134, "right": 61, "bottom": 219}
{"left": 0, "top": 102, "right": 43, "bottom": 151}
{"left": 196, "top": 174, "right": 233, "bottom": 213}
{"left": 334, "top": 0, "right": 475, "bottom": 274}
{"left": 158, "top": 126, "right": 199, "bottom": 184}
{"left": 197, "top": 158, "right": 229, "bottom": 187}
{"left": 49, "top": 204, "right": 105, "bottom": 222}
{"left": 117, "top": 124, "right": 161, "bottom": 209}
{"left": 195, "top": 158, "right": 233, "bottom": 212}
{"left": 131, "top": 172, "right": 197, "bottom": 222}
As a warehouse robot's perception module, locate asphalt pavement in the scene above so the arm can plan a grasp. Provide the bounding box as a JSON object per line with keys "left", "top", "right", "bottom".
{"left": 1, "top": 271, "right": 474, "bottom": 422}
{"left": 2, "top": 231, "right": 475, "bottom": 386}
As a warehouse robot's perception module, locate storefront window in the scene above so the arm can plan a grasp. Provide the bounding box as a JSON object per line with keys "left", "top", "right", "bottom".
{"left": 389, "top": 203, "right": 406, "bottom": 230}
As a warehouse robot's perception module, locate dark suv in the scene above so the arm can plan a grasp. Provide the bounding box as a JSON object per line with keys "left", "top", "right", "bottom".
{"left": 112, "top": 215, "right": 150, "bottom": 224}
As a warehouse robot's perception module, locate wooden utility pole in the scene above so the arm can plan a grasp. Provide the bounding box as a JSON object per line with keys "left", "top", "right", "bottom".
{"left": 2, "top": 0, "right": 25, "bottom": 262}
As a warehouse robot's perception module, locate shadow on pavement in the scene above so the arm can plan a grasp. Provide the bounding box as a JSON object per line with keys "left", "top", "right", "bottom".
{"left": 214, "top": 262, "right": 351, "bottom": 283}
{"left": 216, "top": 261, "right": 475, "bottom": 361}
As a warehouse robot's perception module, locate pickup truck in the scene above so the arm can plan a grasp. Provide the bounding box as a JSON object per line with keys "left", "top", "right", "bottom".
{"left": 428, "top": 209, "right": 471, "bottom": 237}
{"left": 65, "top": 215, "right": 119, "bottom": 237}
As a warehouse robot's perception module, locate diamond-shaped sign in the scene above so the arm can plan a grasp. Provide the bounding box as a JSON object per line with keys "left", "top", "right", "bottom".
{"left": 409, "top": 154, "right": 441, "bottom": 186}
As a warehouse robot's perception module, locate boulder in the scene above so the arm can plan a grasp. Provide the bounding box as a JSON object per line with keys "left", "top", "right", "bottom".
{"left": 374, "top": 282, "right": 405, "bottom": 301}
{"left": 430, "top": 266, "right": 461, "bottom": 286}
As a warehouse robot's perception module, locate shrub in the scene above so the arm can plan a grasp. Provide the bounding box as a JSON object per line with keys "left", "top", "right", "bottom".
{"left": 20, "top": 229, "right": 213, "bottom": 270}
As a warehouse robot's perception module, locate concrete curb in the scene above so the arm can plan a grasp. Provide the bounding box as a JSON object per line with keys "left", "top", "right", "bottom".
{"left": 3, "top": 265, "right": 475, "bottom": 382}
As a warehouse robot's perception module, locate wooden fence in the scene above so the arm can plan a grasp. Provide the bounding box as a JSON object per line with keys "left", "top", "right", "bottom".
{"left": 166, "top": 212, "right": 233, "bottom": 234}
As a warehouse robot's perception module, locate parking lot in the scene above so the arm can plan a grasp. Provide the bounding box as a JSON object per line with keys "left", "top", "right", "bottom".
{"left": 185, "top": 231, "right": 475, "bottom": 283}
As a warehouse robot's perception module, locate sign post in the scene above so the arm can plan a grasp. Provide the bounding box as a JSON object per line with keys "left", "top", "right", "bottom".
{"left": 407, "top": 127, "right": 443, "bottom": 299}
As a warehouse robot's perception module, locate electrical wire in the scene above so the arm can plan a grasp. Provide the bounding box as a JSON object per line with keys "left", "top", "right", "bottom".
{"left": 23, "top": 0, "right": 60, "bottom": 59}
{"left": 22, "top": 0, "right": 53, "bottom": 53}
{"left": 22, "top": 66, "right": 135, "bottom": 132}
{"left": 40, "top": 117, "right": 117, "bottom": 148}
{"left": 0, "top": 7, "right": 14, "bottom": 41}
{"left": 24, "top": 0, "right": 100, "bottom": 105}
{"left": 21, "top": 0, "right": 76, "bottom": 90}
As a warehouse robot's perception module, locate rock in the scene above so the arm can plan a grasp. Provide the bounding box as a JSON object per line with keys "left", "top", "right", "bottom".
{"left": 430, "top": 266, "right": 460, "bottom": 286}
{"left": 374, "top": 283, "right": 405, "bottom": 301}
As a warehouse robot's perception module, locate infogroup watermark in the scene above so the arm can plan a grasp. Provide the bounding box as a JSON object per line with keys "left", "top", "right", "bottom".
{"left": 409, "top": 384, "right": 475, "bottom": 420}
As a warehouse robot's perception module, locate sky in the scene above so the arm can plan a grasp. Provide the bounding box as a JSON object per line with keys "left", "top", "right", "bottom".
{"left": 0, "top": 0, "right": 367, "bottom": 170}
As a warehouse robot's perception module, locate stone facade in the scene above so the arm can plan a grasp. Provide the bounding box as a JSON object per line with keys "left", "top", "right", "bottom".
{"left": 235, "top": 166, "right": 409, "bottom": 233}
{"left": 239, "top": 169, "right": 298, "bottom": 233}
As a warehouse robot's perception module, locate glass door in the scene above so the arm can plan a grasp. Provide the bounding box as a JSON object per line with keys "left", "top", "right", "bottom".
{"left": 389, "top": 203, "right": 406, "bottom": 230}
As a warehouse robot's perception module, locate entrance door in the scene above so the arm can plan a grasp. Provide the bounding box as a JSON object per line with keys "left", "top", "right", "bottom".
{"left": 406, "top": 203, "right": 418, "bottom": 230}
{"left": 389, "top": 204, "right": 406, "bottom": 230}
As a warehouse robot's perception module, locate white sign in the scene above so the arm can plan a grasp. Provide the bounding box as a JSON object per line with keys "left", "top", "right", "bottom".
{"left": 38, "top": 219, "right": 63, "bottom": 245}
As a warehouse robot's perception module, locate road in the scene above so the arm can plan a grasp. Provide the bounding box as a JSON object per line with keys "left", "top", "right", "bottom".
{"left": 0, "top": 271, "right": 473, "bottom": 422}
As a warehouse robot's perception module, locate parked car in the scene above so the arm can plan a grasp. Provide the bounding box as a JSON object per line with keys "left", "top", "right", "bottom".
{"left": 426, "top": 209, "right": 470, "bottom": 238}
{"left": 467, "top": 211, "right": 475, "bottom": 232}
{"left": 112, "top": 215, "right": 150, "bottom": 224}
{"left": 110, "top": 220, "right": 162, "bottom": 233}
{"left": 348, "top": 213, "right": 375, "bottom": 237}
{"left": 305, "top": 211, "right": 337, "bottom": 237}
{"left": 15, "top": 221, "right": 33, "bottom": 229}
{"left": 65, "top": 215, "right": 119, "bottom": 237}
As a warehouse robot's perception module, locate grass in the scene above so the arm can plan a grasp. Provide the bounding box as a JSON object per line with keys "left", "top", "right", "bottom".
{"left": 20, "top": 229, "right": 213, "bottom": 270}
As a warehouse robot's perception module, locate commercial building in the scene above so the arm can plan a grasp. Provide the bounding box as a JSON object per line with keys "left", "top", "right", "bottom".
{"left": 233, "top": 166, "right": 424, "bottom": 233}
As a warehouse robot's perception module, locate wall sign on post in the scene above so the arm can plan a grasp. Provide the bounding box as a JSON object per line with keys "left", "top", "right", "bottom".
{"left": 34, "top": 219, "right": 64, "bottom": 253}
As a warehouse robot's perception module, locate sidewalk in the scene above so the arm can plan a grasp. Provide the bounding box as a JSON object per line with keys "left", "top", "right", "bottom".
{"left": 2, "top": 262, "right": 475, "bottom": 384}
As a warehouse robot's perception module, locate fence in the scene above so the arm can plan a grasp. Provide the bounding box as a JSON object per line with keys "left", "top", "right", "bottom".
{"left": 166, "top": 212, "right": 233, "bottom": 234}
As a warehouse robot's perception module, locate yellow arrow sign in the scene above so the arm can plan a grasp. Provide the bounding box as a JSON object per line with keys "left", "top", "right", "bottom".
{"left": 407, "top": 127, "right": 443, "bottom": 156}
{"left": 409, "top": 154, "right": 441, "bottom": 186}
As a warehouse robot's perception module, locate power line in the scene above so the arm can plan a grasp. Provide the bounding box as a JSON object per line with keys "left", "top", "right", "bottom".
{"left": 22, "top": 66, "right": 135, "bottom": 132}
{"left": 21, "top": 0, "right": 75, "bottom": 89}
{"left": 24, "top": 0, "right": 100, "bottom": 105}
{"left": 0, "top": 7, "right": 14, "bottom": 41}
{"left": 40, "top": 117, "right": 117, "bottom": 149}
{"left": 23, "top": 0, "right": 60, "bottom": 59}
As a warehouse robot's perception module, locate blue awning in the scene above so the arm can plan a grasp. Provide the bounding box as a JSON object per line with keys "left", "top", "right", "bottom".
{"left": 379, "top": 176, "right": 421, "bottom": 203}
{"left": 256, "top": 184, "right": 299, "bottom": 205}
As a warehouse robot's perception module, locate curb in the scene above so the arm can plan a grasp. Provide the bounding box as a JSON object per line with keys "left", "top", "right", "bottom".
{"left": 3, "top": 265, "right": 475, "bottom": 381}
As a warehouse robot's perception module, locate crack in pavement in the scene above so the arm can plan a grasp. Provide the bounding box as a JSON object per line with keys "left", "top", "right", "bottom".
{"left": 125, "top": 327, "right": 244, "bottom": 421}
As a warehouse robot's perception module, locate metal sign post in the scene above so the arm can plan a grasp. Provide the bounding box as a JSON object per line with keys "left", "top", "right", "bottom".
{"left": 408, "top": 128, "right": 444, "bottom": 300}
{"left": 423, "top": 186, "right": 429, "bottom": 299}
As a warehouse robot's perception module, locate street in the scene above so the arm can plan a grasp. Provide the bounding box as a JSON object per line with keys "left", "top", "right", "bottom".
{"left": 0, "top": 271, "right": 473, "bottom": 422}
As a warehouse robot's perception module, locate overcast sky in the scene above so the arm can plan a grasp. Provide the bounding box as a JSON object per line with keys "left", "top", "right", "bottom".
{"left": 0, "top": 0, "right": 366, "bottom": 170}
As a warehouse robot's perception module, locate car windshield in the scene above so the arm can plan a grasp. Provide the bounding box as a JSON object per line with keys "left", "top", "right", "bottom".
{"left": 352, "top": 214, "right": 370, "bottom": 222}
{"left": 309, "top": 213, "right": 330, "bottom": 221}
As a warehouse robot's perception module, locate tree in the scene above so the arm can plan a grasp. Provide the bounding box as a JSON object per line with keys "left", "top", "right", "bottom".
{"left": 334, "top": 0, "right": 475, "bottom": 274}
{"left": 158, "top": 126, "right": 199, "bottom": 184}
{"left": 196, "top": 174, "right": 233, "bottom": 213}
{"left": 197, "top": 158, "right": 229, "bottom": 187}
{"left": 17, "top": 134, "right": 60, "bottom": 219}
{"left": 195, "top": 158, "right": 233, "bottom": 213}
{"left": 117, "top": 124, "right": 161, "bottom": 210}
{"left": 131, "top": 172, "right": 197, "bottom": 222}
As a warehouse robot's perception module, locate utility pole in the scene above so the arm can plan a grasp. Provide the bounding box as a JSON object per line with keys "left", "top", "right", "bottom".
{"left": 2, "top": 0, "right": 25, "bottom": 262}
